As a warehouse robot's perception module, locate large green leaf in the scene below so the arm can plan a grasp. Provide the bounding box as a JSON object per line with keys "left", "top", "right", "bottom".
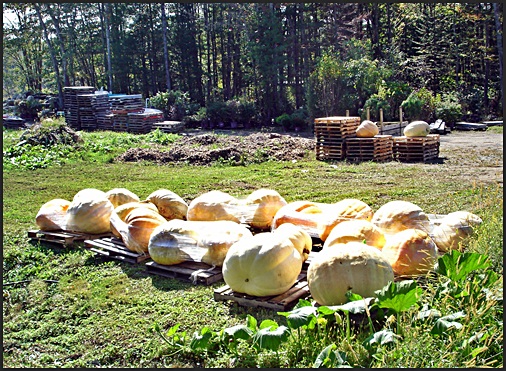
{"left": 313, "top": 343, "right": 351, "bottom": 368}
{"left": 435, "top": 250, "right": 490, "bottom": 281}
{"left": 278, "top": 305, "right": 318, "bottom": 330}
{"left": 189, "top": 327, "right": 215, "bottom": 351}
{"left": 252, "top": 325, "right": 291, "bottom": 351}
{"left": 375, "top": 280, "right": 422, "bottom": 314}
{"left": 430, "top": 311, "right": 466, "bottom": 336}
{"left": 321, "top": 297, "right": 375, "bottom": 315}
{"left": 362, "top": 329, "right": 401, "bottom": 351}
{"left": 223, "top": 324, "right": 254, "bottom": 341}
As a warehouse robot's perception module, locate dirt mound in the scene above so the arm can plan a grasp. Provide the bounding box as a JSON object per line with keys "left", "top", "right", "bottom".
{"left": 115, "top": 132, "right": 316, "bottom": 166}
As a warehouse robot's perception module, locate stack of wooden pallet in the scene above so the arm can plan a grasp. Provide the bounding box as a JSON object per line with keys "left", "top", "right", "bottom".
{"left": 63, "top": 86, "right": 95, "bottom": 130}
{"left": 109, "top": 94, "right": 144, "bottom": 113}
{"left": 92, "top": 91, "right": 110, "bottom": 131}
{"left": 127, "top": 108, "right": 164, "bottom": 134}
{"left": 314, "top": 116, "right": 360, "bottom": 160}
{"left": 393, "top": 134, "right": 440, "bottom": 163}
{"left": 77, "top": 93, "right": 98, "bottom": 130}
{"left": 345, "top": 135, "right": 394, "bottom": 163}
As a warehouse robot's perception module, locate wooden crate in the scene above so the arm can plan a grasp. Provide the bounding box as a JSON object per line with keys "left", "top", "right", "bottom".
{"left": 28, "top": 229, "right": 111, "bottom": 247}
{"left": 145, "top": 261, "right": 223, "bottom": 285}
{"left": 213, "top": 272, "right": 310, "bottom": 311}
{"left": 345, "top": 135, "right": 393, "bottom": 163}
{"left": 393, "top": 134, "right": 440, "bottom": 163}
{"left": 84, "top": 237, "right": 150, "bottom": 264}
{"left": 314, "top": 116, "right": 360, "bottom": 160}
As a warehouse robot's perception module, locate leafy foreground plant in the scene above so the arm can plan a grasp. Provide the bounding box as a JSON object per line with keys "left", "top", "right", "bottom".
{"left": 151, "top": 250, "right": 503, "bottom": 368}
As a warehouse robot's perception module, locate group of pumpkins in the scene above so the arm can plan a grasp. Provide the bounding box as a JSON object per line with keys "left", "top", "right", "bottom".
{"left": 356, "top": 119, "right": 431, "bottom": 138}
{"left": 35, "top": 186, "right": 482, "bottom": 306}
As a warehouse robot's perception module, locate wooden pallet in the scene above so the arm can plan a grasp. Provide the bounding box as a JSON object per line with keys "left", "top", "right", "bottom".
{"left": 84, "top": 237, "right": 150, "bottom": 264}
{"left": 393, "top": 135, "right": 440, "bottom": 163}
{"left": 314, "top": 117, "right": 360, "bottom": 160}
{"left": 213, "top": 272, "right": 310, "bottom": 311}
{"left": 345, "top": 135, "right": 393, "bottom": 162}
{"left": 28, "top": 229, "right": 112, "bottom": 247}
{"left": 151, "top": 121, "right": 185, "bottom": 133}
{"left": 145, "top": 260, "right": 223, "bottom": 285}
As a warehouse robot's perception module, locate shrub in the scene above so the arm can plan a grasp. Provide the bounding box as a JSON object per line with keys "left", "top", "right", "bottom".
{"left": 435, "top": 93, "right": 462, "bottom": 126}
{"left": 401, "top": 88, "right": 436, "bottom": 121}
{"left": 149, "top": 90, "right": 200, "bottom": 121}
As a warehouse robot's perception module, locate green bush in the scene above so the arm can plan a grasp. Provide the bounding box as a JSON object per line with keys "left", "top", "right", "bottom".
{"left": 149, "top": 90, "right": 200, "bottom": 121}
{"left": 401, "top": 88, "right": 436, "bottom": 121}
{"left": 435, "top": 93, "right": 463, "bottom": 126}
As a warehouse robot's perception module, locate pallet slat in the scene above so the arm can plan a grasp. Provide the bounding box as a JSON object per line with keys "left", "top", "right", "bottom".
{"left": 28, "top": 229, "right": 112, "bottom": 246}
{"left": 213, "top": 272, "right": 310, "bottom": 311}
{"left": 84, "top": 237, "right": 150, "bottom": 264}
{"left": 145, "top": 261, "right": 223, "bottom": 285}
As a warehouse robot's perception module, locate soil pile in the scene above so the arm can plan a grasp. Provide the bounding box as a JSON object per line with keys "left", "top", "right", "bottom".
{"left": 115, "top": 132, "right": 316, "bottom": 166}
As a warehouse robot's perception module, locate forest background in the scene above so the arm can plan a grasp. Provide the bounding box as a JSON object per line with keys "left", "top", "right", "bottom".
{"left": 2, "top": 2, "right": 504, "bottom": 127}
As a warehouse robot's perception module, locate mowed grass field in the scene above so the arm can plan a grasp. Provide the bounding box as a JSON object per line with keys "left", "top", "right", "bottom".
{"left": 2, "top": 125, "right": 503, "bottom": 368}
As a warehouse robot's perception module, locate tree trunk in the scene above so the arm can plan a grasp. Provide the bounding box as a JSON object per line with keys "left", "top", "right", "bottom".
{"left": 46, "top": 4, "right": 69, "bottom": 87}
{"left": 34, "top": 3, "right": 64, "bottom": 109}
{"left": 161, "top": 3, "right": 172, "bottom": 92}
{"left": 104, "top": 3, "right": 113, "bottom": 92}
{"left": 493, "top": 3, "right": 503, "bottom": 104}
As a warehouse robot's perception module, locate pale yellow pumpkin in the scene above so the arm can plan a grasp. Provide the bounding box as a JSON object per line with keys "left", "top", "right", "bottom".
{"left": 307, "top": 242, "right": 394, "bottom": 306}
{"left": 356, "top": 120, "right": 379, "bottom": 138}
{"left": 148, "top": 220, "right": 252, "bottom": 266}
{"left": 105, "top": 188, "right": 140, "bottom": 208}
{"left": 243, "top": 188, "right": 287, "bottom": 230}
{"left": 110, "top": 201, "right": 160, "bottom": 238}
{"left": 431, "top": 211, "right": 483, "bottom": 252}
{"left": 35, "top": 198, "right": 71, "bottom": 231}
{"left": 381, "top": 228, "right": 438, "bottom": 276}
{"left": 65, "top": 188, "right": 114, "bottom": 234}
{"left": 145, "top": 189, "right": 188, "bottom": 220}
{"left": 371, "top": 200, "right": 430, "bottom": 235}
{"left": 110, "top": 206, "right": 167, "bottom": 253}
{"left": 323, "top": 219, "right": 386, "bottom": 250}
{"left": 222, "top": 223, "right": 312, "bottom": 297}
{"left": 187, "top": 190, "right": 240, "bottom": 222}
{"left": 403, "top": 121, "right": 430, "bottom": 137}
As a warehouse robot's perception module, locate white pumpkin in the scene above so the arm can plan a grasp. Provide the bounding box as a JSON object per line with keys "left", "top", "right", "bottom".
{"left": 222, "top": 223, "right": 312, "bottom": 297}
{"left": 356, "top": 120, "right": 379, "bottom": 138}
{"left": 148, "top": 219, "right": 253, "bottom": 266}
{"left": 66, "top": 188, "right": 114, "bottom": 234}
{"left": 403, "top": 121, "right": 430, "bottom": 137}
{"left": 35, "top": 198, "right": 71, "bottom": 231}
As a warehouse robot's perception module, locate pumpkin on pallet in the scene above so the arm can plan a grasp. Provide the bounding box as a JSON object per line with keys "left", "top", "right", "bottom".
{"left": 222, "top": 223, "right": 312, "bottom": 297}
{"left": 148, "top": 219, "right": 252, "bottom": 266}
{"left": 307, "top": 241, "right": 395, "bottom": 306}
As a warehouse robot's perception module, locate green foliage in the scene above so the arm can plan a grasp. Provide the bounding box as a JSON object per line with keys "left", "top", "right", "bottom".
{"left": 306, "top": 43, "right": 392, "bottom": 119}
{"left": 401, "top": 88, "right": 436, "bottom": 121}
{"left": 149, "top": 90, "right": 200, "bottom": 121}
{"left": 363, "top": 81, "right": 412, "bottom": 121}
{"left": 434, "top": 93, "right": 463, "bottom": 125}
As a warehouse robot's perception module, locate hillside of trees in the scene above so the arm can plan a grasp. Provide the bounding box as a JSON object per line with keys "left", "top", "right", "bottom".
{"left": 2, "top": 3, "right": 503, "bottom": 127}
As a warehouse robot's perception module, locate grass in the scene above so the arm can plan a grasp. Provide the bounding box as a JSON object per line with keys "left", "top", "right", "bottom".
{"left": 2, "top": 124, "right": 503, "bottom": 368}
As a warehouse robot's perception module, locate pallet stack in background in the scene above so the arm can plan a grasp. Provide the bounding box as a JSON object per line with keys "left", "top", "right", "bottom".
{"left": 63, "top": 86, "right": 95, "bottom": 130}
{"left": 63, "top": 88, "right": 164, "bottom": 133}
{"left": 314, "top": 116, "right": 361, "bottom": 161}
{"left": 314, "top": 116, "right": 440, "bottom": 163}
